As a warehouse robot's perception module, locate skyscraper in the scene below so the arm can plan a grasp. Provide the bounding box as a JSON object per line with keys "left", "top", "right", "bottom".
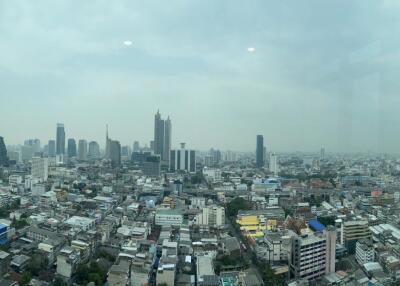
{"left": 154, "top": 110, "right": 172, "bottom": 162}
{"left": 67, "top": 139, "right": 77, "bottom": 158}
{"left": 78, "top": 140, "right": 88, "bottom": 161}
{"left": 109, "top": 140, "right": 121, "bottom": 167}
{"left": 0, "top": 137, "right": 8, "bottom": 167}
{"left": 48, "top": 140, "right": 56, "bottom": 157}
{"left": 154, "top": 110, "right": 165, "bottom": 157}
{"left": 56, "top": 123, "right": 65, "bottom": 155}
{"left": 170, "top": 143, "right": 196, "bottom": 173}
{"left": 256, "top": 135, "right": 264, "bottom": 168}
{"left": 163, "top": 116, "right": 172, "bottom": 162}
{"left": 88, "top": 141, "right": 100, "bottom": 159}
{"left": 269, "top": 152, "right": 278, "bottom": 176}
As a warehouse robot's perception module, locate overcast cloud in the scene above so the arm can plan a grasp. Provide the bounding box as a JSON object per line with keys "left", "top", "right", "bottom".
{"left": 0, "top": 0, "right": 399, "bottom": 153}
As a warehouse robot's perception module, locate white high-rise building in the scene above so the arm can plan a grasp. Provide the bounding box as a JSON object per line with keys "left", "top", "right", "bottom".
{"left": 31, "top": 157, "right": 49, "bottom": 182}
{"left": 195, "top": 206, "right": 225, "bottom": 227}
{"left": 269, "top": 152, "right": 278, "bottom": 175}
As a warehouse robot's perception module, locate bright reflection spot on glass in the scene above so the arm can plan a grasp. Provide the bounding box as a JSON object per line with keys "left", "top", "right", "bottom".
{"left": 123, "top": 40, "right": 133, "bottom": 46}
{"left": 247, "top": 47, "right": 255, "bottom": 53}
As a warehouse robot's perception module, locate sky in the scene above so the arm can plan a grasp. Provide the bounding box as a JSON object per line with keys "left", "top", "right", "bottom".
{"left": 1, "top": 0, "right": 400, "bottom": 153}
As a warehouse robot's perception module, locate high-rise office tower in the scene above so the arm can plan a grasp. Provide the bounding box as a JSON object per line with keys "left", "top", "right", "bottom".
{"left": 0, "top": 137, "right": 8, "bottom": 166}
{"left": 109, "top": 140, "right": 121, "bottom": 167}
{"left": 56, "top": 123, "right": 65, "bottom": 155}
{"left": 48, "top": 140, "right": 56, "bottom": 157}
{"left": 154, "top": 110, "right": 172, "bottom": 162}
{"left": 154, "top": 110, "right": 165, "bottom": 157}
{"left": 67, "top": 139, "right": 77, "bottom": 158}
{"left": 170, "top": 143, "right": 196, "bottom": 173}
{"left": 163, "top": 116, "right": 171, "bottom": 162}
{"left": 24, "top": 139, "right": 41, "bottom": 153}
{"left": 88, "top": 141, "right": 100, "bottom": 159}
{"left": 31, "top": 156, "right": 49, "bottom": 182}
{"left": 78, "top": 140, "right": 88, "bottom": 161}
{"left": 133, "top": 141, "right": 140, "bottom": 152}
{"left": 256, "top": 135, "right": 264, "bottom": 168}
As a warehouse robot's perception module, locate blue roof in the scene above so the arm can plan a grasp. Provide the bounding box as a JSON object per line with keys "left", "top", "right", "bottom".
{"left": 308, "top": 219, "right": 326, "bottom": 232}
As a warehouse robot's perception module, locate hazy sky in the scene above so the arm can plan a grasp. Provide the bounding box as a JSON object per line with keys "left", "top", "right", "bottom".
{"left": 1, "top": 0, "right": 400, "bottom": 153}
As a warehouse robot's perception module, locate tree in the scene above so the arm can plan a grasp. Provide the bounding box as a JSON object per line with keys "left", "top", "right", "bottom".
{"left": 27, "top": 253, "right": 48, "bottom": 276}
{"left": 88, "top": 273, "right": 102, "bottom": 285}
{"left": 76, "top": 264, "right": 89, "bottom": 285}
{"left": 19, "top": 271, "right": 32, "bottom": 286}
{"left": 256, "top": 262, "right": 284, "bottom": 286}
{"left": 318, "top": 215, "right": 336, "bottom": 227}
{"left": 52, "top": 277, "right": 68, "bottom": 286}
{"left": 227, "top": 197, "right": 251, "bottom": 217}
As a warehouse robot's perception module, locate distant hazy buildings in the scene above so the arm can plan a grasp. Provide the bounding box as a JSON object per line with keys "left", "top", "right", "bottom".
{"left": 170, "top": 143, "right": 196, "bottom": 173}
{"left": 320, "top": 146, "right": 325, "bottom": 160}
{"left": 67, "top": 139, "right": 77, "bottom": 158}
{"left": 0, "top": 137, "right": 8, "bottom": 166}
{"left": 56, "top": 123, "right": 65, "bottom": 155}
{"left": 142, "top": 155, "right": 161, "bottom": 177}
{"left": 121, "top": 146, "right": 131, "bottom": 161}
{"left": 20, "top": 145, "right": 34, "bottom": 161}
{"left": 133, "top": 141, "right": 140, "bottom": 152}
{"left": 24, "top": 139, "right": 41, "bottom": 153}
{"left": 78, "top": 140, "right": 88, "bottom": 161}
{"left": 256, "top": 135, "right": 264, "bottom": 168}
{"left": 88, "top": 141, "right": 100, "bottom": 159}
{"left": 154, "top": 110, "right": 172, "bottom": 162}
{"left": 31, "top": 157, "right": 49, "bottom": 182}
{"left": 48, "top": 140, "right": 56, "bottom": 157}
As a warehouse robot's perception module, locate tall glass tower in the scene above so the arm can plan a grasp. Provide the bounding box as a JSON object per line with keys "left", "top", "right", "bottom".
{"left": 256, "top": 135, "right": 264, "bottom": 168}
{"left": 56, "top": 123, "right": 65, "bottom": 155}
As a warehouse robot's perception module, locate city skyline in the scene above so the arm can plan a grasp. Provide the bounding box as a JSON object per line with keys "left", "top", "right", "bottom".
{"left": 1, "top": 1, "right": 400, "bottom": 152}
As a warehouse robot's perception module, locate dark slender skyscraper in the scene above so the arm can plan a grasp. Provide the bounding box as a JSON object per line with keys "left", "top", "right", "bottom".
{"left": 256, "top": 135, "right": 264, "bottom": 168}
{"left": 154, "top": 110, "right": 165, "bottom": 157}
{"left": 0, "top": 137, "right": 8, "bottom": 166}
{"left": 154, "top": 110, "right": 172, "bottom": 162}
{"left": 67, "top": 138, "right": 77, "bottom": 158}
{"left": 110, "top": 140, "right": 121, "bottom": 167}
{"left": 48, "top": 140, "right": 56, "bottom": 157}
{"left": 56, "top": 123, "right": 65, "bottom": 155}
